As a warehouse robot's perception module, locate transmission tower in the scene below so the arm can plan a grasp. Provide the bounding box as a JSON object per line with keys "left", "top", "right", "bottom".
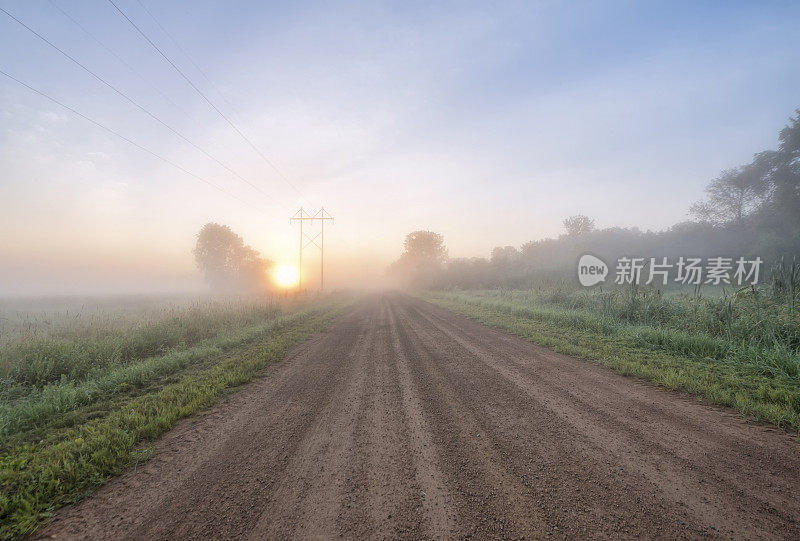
{"left": 290, "top": 207, "right": 334, "bottom": 291}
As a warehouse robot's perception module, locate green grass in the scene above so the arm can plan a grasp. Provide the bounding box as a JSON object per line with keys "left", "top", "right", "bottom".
{"left": 0, "top": 297, "right": 288, "bottom": 388}
{"left": 0, "top": 295, "right": 350, "bottom": 539}
{"left": 425, "top": 288, "right": 800, "bottom": 433}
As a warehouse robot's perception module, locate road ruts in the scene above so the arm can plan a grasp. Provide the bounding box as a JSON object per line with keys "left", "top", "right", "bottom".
{"left": 37, "top": 293, "right": 800, "bottom": 540}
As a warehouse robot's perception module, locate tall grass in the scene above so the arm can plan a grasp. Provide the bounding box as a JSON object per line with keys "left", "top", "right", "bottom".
{"left": 443, "top": 278, "right": 800, "bottom": 381}
{"left": 0, "top": 296, "right": 331, "bottom": 451}
{"left": 0, "top": 315, "right": 302, "bottom": 446}
{"left": 0, "top": 294, "right": 349, "bottom": 538}
{"left": 428, "top": 276, "right": 800, "bottom": 431}
{"left": 0, "top": 297, "right": 285, "bottom": 390}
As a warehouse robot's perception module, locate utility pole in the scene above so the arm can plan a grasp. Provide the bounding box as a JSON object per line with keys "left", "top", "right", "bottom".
{"left": 290, "top": 207, "right": 333, "bottom": 291}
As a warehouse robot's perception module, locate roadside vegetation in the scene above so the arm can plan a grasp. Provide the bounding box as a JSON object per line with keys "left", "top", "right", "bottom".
{"left": 426, "top": 275, "right": 800, "bottom": 433}
{"left": 390, "top": 110, "right": 800, "bottom": 292}
{"left": 0, "top": 294, "right": 349, "bottom": 538}
{"left": 388, "top": 108, "right": 800, "bottom": 433}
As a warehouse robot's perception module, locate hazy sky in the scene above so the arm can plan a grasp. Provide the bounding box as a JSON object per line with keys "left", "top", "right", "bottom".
{"left": 2, "top": 0, "right": 799, "bottom": 294}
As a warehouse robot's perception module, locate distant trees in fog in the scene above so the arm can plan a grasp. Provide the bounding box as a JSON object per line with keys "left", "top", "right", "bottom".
{"left": 389, "top": 109, "right": 800, "bottom": 289}
{"left": 691, "top": 110, "right": 800, "bottom": 233}
{"left": 388, "top": 231, "right": 448, "bottom": 287}
{"left": 193, "top": 223, "right": 272, "bottom": 292}
{"left": 690, "top": 167, "right": 763, "bottom": 227}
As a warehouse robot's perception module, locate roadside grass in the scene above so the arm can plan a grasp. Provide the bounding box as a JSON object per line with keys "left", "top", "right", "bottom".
{"left": 0, "top": 298, "right": 286, "bottom": 389}
{"left": 0, "top": 296, "right": 349, "bottom": 539}
{"left": 425, "top": 288, "right": 800, "bottom": 433}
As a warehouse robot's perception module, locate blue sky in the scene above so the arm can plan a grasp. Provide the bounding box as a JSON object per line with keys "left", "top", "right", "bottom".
{"left": 1, "top": 0, "right": 799, "bottom": 293}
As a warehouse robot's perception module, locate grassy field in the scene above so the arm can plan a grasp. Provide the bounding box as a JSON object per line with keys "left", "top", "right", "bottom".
{"left": 426, "top": 284, "right": 800, "bottom": 433}
{"left": 0, "top": 294, "right": 350, "bottom": 538}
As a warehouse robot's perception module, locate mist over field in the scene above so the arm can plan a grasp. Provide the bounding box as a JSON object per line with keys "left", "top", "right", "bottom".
{"left": 3, "top": 2, "right": 800, "bottom": 539}
{"left": 2, "top": 1, "right": 799, "bottom": 297}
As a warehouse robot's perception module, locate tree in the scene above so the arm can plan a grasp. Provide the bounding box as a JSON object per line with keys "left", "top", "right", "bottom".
{"left": 766, "top": 110, "right": 800, "bottom": 230}
{"left": 388, "top": 230, "right": 448, "bottom": 287}
{"left": 193, "top": 223, "right": 271, "bottom": 292}
{"left": 490, "top": 246, "right": 521, "bottom": 268}
{"left": 685, "top": 109, "right": 800, "bottom": 258}
{"left": 689, "top": 166, "right": 763, "bottom": 226}
{"left": 237, "top": 245, "right": 272, "bottom": 291}
{"left": 563, "top": 215, "right": 595, "bottom": 236}
{"left": 446, "top": 257, "right": 492, "bottom": 289}
{"left": 402, "top": 230, "right": 448, "bottom": 264}
{"left": 778, "top": 109, "right": 800, "bottom": 162}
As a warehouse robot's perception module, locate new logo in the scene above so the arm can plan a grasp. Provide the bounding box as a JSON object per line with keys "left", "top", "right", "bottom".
{"left": 578, "top": 254, "right": 608, "bottom": 286}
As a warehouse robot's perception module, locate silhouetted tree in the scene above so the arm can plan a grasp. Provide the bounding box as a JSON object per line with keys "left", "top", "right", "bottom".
{"left": 762, "top": 110, "right": 800, "bottom": 231}
{"left": 402, "top": 231, "right": 448, "bottom": 264}
{"left": 690, "top": 166, "right": 762, "bottom": 226}
{"left": 688, "top": 109, "right": 800, "bottom": 256}
{"left": 389, "top": 230, "right": 448, "bottom": 287}
{"left": 237, "top": 245, "right": 272, "bottom": 291}
{"left": 193, "top": 223, "right": 272, "bottom": 292}
{"left": 563, "top": 215, "right": 595, "bottom": 236}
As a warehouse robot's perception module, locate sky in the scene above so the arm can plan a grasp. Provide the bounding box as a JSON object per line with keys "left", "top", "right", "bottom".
{"left": 1, "top": 0, "right": 799, "bottom": 294}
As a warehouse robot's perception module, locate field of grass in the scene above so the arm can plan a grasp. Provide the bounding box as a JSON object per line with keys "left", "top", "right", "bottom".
{"left": 0, "top": 294, "right": 350, "bottom": 538}
{"left": 426, "top": 284, "right": 800, "bottom": 433}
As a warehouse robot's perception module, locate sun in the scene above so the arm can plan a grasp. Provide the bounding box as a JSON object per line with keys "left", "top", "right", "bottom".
{"left": 273, "top": 264, "right": 299, "bottom": 288}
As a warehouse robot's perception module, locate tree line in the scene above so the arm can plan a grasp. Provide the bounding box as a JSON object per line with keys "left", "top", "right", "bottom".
{"left": 390, "top": 109, "right": 800, "bottom": 289}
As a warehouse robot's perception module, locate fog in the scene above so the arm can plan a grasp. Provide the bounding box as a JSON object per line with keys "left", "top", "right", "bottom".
{"left": 1, "top": 1, "right": 799, "bottom": 297}
{"left": 3, "top": 6, "right": 800, "bottom": 535}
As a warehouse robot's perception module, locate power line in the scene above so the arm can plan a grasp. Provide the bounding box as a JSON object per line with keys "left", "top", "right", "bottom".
{"left": 106, "top": 0, "right": 310, "bottom": 203}
{"left": 133, "top": 0, "right": 258, "bottom": 169}
{"left": 47, "top": 0, "right": 191, "bottom": 119}
{"left": 0, "top": 5, "right": 288, "bottom": 210}
{"left": 48, "top": 0, "right": 190, "bottom": 118}
{"left": 134, "top": 0, "right": 236, "bottom": 114}
{"left": 135, "top": 0, "right": 264, "bottom": 176}
{"left": 0, "top": 68, "right": 260, "bottom": 211}
{"left": 133, "top": 0, "right": 264, "bottom": 166}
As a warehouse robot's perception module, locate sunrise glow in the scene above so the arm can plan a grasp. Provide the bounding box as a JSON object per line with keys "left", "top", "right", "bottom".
{"left": 273, "top": 264, "right": 299, "bottom": 288}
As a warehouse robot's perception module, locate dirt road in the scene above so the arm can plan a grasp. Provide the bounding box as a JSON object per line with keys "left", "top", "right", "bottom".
{"left": 38, "top": 293, "right": 800, "bottom": 539}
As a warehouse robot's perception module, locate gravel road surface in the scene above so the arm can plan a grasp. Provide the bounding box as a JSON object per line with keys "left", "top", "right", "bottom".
{"left": 38, "top": 293, "right": 800, "bottom": 539}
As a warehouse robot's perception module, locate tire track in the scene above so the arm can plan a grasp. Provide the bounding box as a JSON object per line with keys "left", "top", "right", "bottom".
{"left": 411, "top": 299, "right": 800, "bottom": 536}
